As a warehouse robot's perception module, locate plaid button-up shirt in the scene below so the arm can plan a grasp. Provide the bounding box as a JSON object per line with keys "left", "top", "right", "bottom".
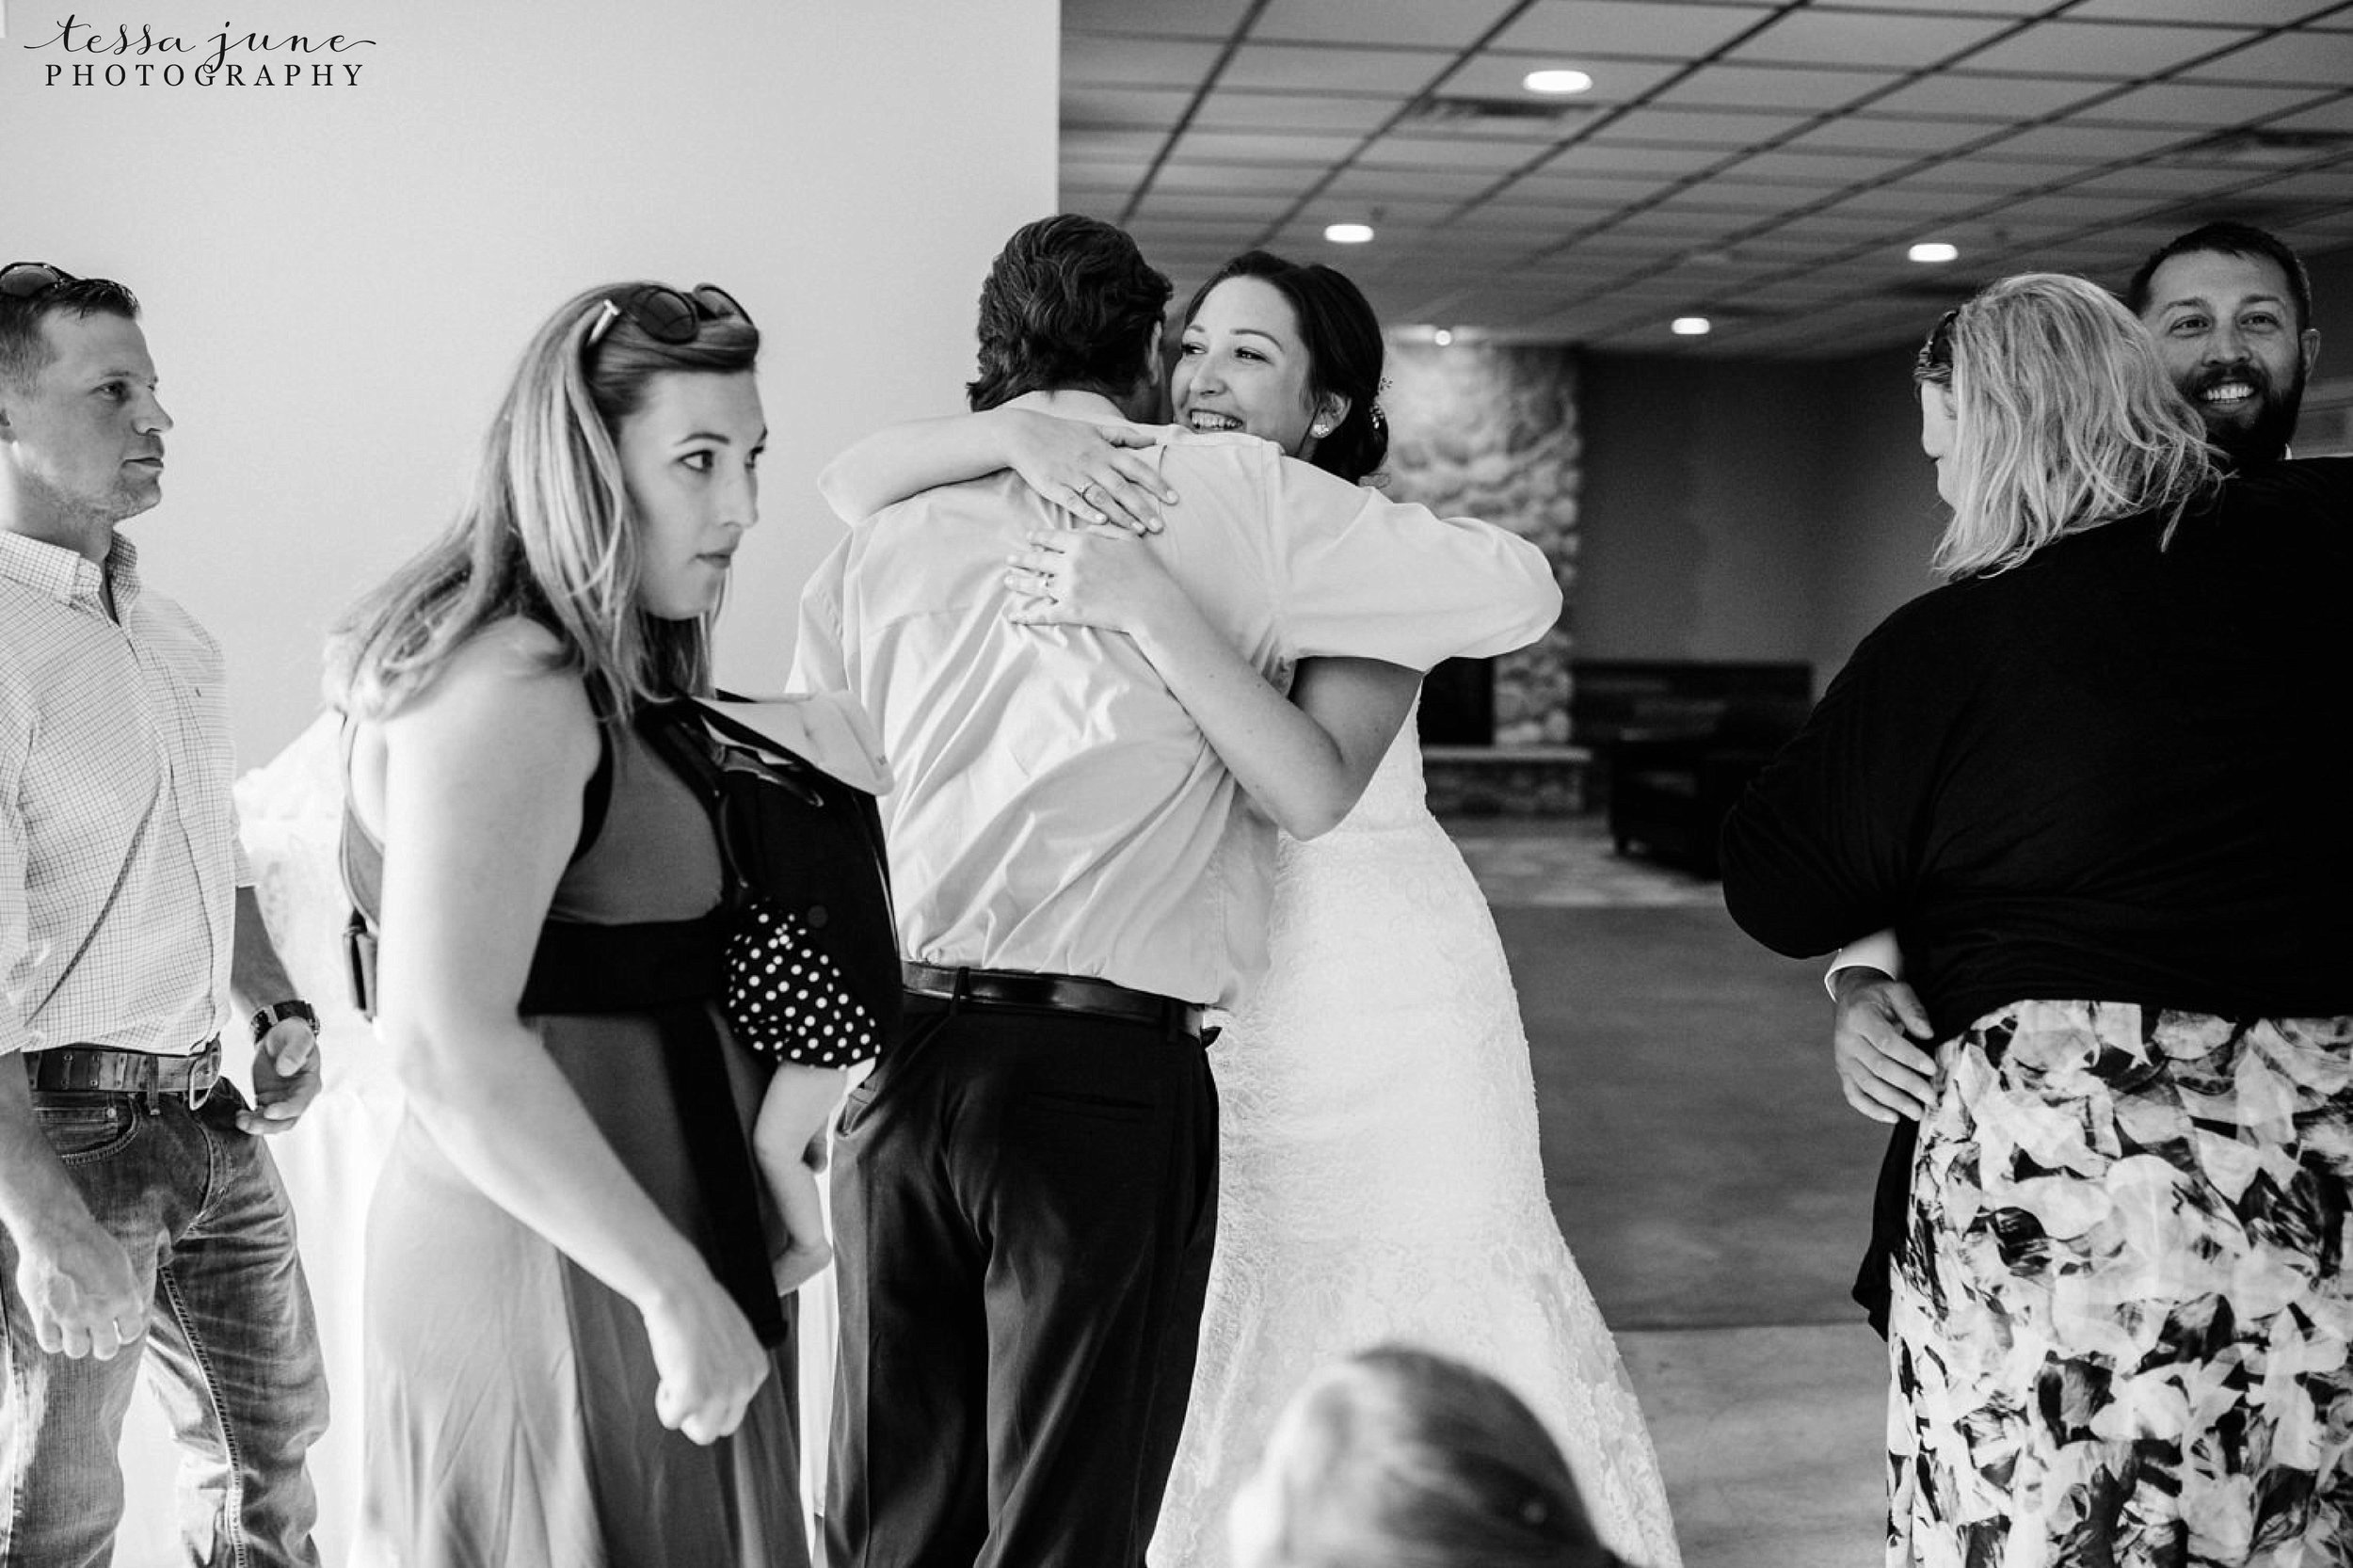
{"left": 0, "top": 530, "right": 247, "bottom": 1058}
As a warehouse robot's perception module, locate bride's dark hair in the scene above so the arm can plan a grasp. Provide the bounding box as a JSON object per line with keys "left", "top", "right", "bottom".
{"left": 1181, "top": 250, "right": 1388, "bottom": 485}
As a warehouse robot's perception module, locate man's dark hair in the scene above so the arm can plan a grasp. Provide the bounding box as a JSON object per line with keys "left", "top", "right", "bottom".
{"left": 967, "top": 215, "right": 1172, "bottom": 412}
{"left": 2124, "top": 222, "right": 2311, "bottom": 334}
{"left": 1183, "top": 250, "right": 1390, "bottom": 484}
{"left": 0, "top": 274, "right": 141, "bottom": 389}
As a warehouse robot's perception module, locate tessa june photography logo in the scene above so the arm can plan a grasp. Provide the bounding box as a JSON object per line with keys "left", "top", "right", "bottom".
{"left": 23, "top": 13, "right": 378, "bottom": 87}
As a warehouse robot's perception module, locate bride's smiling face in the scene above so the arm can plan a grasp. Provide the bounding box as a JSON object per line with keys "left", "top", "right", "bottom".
{"left": 1173, "top": 276, "right": 1324, "bottom": 459}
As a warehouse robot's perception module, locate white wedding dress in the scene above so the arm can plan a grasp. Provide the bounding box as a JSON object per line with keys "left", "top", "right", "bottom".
{"left": 1149, "top": 712, "right": 1682, "bottom": 1568}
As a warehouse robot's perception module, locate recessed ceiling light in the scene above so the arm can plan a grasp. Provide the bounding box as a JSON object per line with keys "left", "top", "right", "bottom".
{"left": 1523, "top": 68, "right": 1593, "bottom": 95}
{"left": 1672, "top": 316, "right": 1711, "bottom": 337}
{"left": 1433, "top": 328, "right": 1454, "bottom": 346}
{"left": 1324, "top": 222, "right": 1375, "bottom": 245}
{"left": 1909, "top": 241, "right": 1960, "bottom": 264}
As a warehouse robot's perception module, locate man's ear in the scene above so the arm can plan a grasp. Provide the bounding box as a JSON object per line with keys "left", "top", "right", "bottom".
{"left": 2301, "top": 328, "right": 2321, "bottom": 380}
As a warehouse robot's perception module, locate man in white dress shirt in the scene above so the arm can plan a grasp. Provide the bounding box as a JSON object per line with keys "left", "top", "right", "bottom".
{"left": 795, "top": 215, "right": 1561, "bottom": 1568}
{"left": 0, "top": 263, "right": 327, "bottom": 1566}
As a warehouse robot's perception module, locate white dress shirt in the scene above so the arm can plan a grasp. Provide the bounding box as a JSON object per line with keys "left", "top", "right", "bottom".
{"left": 0, "top": 532, "right": 245, "bottom": 1057}
{"left": 793, "top": 394, "right": 1561, "bottom": 1007}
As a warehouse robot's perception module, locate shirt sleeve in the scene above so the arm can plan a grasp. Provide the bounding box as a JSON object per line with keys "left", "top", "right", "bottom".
{"left": 1719, "top": 604, "right": 1951, "bottom": 959}
{"left": 1822, "top": 929, "right": 1905, "bottom": 998}
{"left": 1264, "top": 451, "right": 1561, "bottom": 671}
{"left": 786, "top": 536, "right": 855, "bottom": 698}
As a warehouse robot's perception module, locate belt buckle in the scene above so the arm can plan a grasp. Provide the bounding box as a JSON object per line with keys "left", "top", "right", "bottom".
{"left": 184, "top": 1041, "right": 220, "bottom": 1112}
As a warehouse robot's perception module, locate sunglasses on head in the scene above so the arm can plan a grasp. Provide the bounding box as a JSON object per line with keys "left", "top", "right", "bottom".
{"left": 1, "top": 261, "right": 140, "bottom": 312}
{"left": 1914, "top": 308, "right": 1958, "bottom": 385}
{"left": 584, "top": 283, "right": 753, "bottom": 352}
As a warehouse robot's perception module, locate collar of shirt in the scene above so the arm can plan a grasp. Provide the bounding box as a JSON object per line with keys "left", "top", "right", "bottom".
{"left": 0, "top": 529, "right": 141, "bottom": 616}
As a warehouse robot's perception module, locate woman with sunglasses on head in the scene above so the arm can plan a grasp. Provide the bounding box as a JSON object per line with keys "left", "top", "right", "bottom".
{"left": 1722, "top": 276, "right": 2353, "bottom": 1565}
{"left": 330, "top": 283, "right": 813, "bottom": 1566}
{"left": 822, "top": 248, "right": 1679, "bottom": 1568}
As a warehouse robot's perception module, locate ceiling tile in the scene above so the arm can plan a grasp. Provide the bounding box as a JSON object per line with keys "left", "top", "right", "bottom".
{"left": 2038, "top": 163, "right": 2259, "bottom": 200}
{"left": 1959, "top": 21, "right": 2255, "bottom": 78}
{"left": 1251, "top": 0, "right": 1524, "bottom": 50}
{"left": 1605, "top": 206, "right": 1766, "bottom": 242}
{"left": 1063, "top": 0, "right": 1257, "bottom": 40}
{"left": 1587, "top": 107, "right": 1818, "bottom": 147}
{"left": 1730, "top": 10, "right": 2021, "bottom": 71}
{"left": 1434, "top": 52, "right": 1685, "bottom": 103}
{"left": 1220, "top": 42, "right": 1457, "bottom": 95}
{"left": 1167, "top": 127, "right": 1366, "bottom": 164}
{"left": 1818, "top": 184, "right": 1992, "bottom": 218}
{"left": 2082, "top": 81, "right": 2341, "bottom": 128}
{"left": 1982, "top": 189, "right": 2181, "bottom": 228}
{"left": 1865, "top": 73, "right": 2110, "bottom": 121}
{"left": 1189, "top": 88, "right": 1401, "bottom": 134}
{"left": 1811, "top": 0, "right": 2056, "bottom": 14}
{"left": 1652, "top": 62, "right": 1907, "bottom": 114}
{"left": 1784, "top": 115, "right": 2011, "bottom": 154}
{"left": 1724, "top": 147, "right": 1924, "bottom": 185}
{"left": 1057, "top": 186, "right": 1130, "bottom": 218}
{"left": 1324, "top": 165, "right": 1507, "bottom": 202}
{"left": 1360, "top": 134, "right": 1561, "bottom": 173}
{"left": 1650, "top": 180, "right": 1829, "bottom": 216}
{"left": 1147, "top": 162, "right": 1323, "bottom": 195}
{"left": 1061, "top": 128, "right": 1170, "bottom": 160}
{"left": 2265, "top": 95, "right": 2353, "bottom": 133}
{"left": 1063, "top": 34, "right": 1226, "bottom": 88}
{"left": 1130, "top": 190, "right": 1305, "bottom": 224}
{"left": 2063, "top": 0, "right": 2343, "bottom": 24}
{"left": 1058, "top": 160, "right": 1150, "bottom": 192}
{"left": 1986, "top": 121, "right": 2203, "bottom": 163}
{"left": 1901, "top": 155, "right": 2091, "bottom": 191}
{"left": 1488, "top": 1, "right": 1777, "bottom": 60}
{"left": 2184, "top": 30, "right": 2353, "bottom": 90}
{"left": 1064, "top": 85, "right": 1197, "bottom": 131}
{"left": 1535, "top": 140, "right": 1726, "bottom": 177}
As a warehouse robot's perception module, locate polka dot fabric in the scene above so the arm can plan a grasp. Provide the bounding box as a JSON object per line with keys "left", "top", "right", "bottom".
{"left": 724, "top": 900, "right": 881, "bottom": 1067}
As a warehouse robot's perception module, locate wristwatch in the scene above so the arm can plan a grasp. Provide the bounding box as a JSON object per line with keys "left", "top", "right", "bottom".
{"left": 249, "top": 999, "right": 320, "bottom": 1043}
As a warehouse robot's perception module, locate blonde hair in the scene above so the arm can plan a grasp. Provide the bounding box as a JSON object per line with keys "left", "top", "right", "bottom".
{"left": 1930, "top": 272, "right": 2217, "bottom": 580}
{"left": 1244, "top": 1346, "right": 1631, "bottom": 1568}
{"left": 328, "top": 283, "right": 759, "bottom": 721}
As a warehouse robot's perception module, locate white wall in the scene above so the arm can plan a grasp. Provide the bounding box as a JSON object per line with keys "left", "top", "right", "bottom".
{"left": 1, "top": 0, "right": 1060, "bottom": 762}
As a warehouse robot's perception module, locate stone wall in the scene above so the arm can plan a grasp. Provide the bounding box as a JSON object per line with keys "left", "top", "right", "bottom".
{"left": 1380, "top": 341, "right": 1580, "bottom": 745}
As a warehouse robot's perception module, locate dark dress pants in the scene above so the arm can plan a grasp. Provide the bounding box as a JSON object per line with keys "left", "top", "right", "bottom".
{"left": 824, "top": 999, "right": 1218, "bottom": 1568}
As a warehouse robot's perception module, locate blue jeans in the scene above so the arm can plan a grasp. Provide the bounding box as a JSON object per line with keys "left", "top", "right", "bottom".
{"left": 0, "top": 1080, "right": 328, "bottom": 1568}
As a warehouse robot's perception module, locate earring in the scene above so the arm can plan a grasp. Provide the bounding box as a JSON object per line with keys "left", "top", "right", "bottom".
{"left": 1309, "top": 420, "right": 1335, "bottom": 439}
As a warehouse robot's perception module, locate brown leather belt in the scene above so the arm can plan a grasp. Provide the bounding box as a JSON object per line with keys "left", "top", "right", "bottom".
{"left": 902, "top": 964, "right": 1206, "bottom": 1041}
{"left": 25, "top": 1038, "right": 222, "bottom": 1106}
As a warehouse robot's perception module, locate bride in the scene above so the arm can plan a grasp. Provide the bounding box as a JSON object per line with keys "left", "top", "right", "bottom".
{"left": 820, "top": 249, "right": 1681, "bottom": 1568}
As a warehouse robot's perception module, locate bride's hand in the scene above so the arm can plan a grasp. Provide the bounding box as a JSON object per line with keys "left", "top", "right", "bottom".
{"left": 1000, "top": 410, "right": 1176, "bottom": 535}
{"left": 1004, "top": 526, "right": 1186, "bottom": 637}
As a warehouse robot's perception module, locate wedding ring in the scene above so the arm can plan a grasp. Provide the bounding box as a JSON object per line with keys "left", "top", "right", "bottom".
{"left": 1079, "top": 481, "right": 1098, "bottom": 502}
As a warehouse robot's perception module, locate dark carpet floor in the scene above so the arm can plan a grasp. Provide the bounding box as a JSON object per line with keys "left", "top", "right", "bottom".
{"left": 1499, "top": 904, "right": 1894, "bottom": 1331}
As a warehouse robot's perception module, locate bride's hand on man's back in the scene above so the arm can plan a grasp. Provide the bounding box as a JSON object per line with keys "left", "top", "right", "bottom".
{"left": 1000, "top": 409, "right": 1176, "bottom": 535}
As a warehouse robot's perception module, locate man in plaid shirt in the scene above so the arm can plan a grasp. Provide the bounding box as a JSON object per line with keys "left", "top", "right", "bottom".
{"left": 0, "top": 264, "right": 327, "bottom": 1567}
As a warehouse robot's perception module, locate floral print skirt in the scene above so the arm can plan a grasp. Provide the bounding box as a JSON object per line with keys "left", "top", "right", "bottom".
{"left": 1888, "top": 1000, "right": 2353, "bottom": 1568}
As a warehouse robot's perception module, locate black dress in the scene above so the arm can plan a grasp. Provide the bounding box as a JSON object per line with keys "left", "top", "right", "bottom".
{"left": 344, "top": 709, "right": 807, "bottom": 1568}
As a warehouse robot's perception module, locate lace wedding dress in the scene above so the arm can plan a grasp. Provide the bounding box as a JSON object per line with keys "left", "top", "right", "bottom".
{"left": 1149, "top": 712, "right": 1682, "bottom": 1568}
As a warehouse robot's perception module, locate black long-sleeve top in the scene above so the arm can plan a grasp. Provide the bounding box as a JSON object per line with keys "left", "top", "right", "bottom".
{"left": 1724, "top": 457, "right": 2353, "bottom": 1043}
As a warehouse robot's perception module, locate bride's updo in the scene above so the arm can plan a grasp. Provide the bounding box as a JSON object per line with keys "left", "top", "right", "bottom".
{"left": 1230, "top": 1345, "right": 1634, "bottom": 1568}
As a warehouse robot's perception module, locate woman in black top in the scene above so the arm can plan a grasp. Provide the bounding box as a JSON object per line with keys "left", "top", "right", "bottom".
{"left": 1722, "top": 272, "right": 2353, "bottom": 1568}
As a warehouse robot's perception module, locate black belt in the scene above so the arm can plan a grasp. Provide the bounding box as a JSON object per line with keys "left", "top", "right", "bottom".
{"left": 26, "top": 1038, "right": 222, "bottom": 1107}
{"left": 902, "top": 964, "right": 1206, "bottom": 1041}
